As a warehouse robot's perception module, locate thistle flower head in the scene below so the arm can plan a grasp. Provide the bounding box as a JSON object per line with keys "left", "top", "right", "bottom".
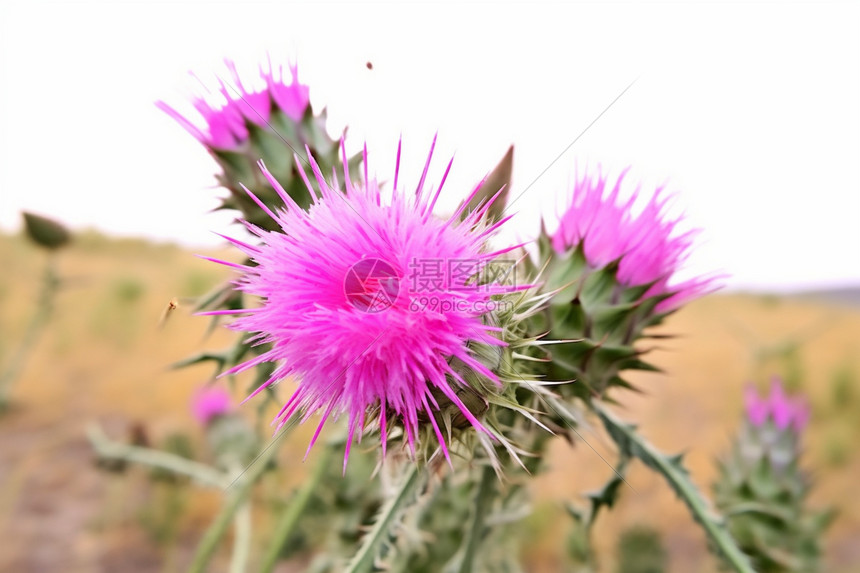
{"left": 191, "top": 386, "right": 232, "bottom": 426}
{"left": 158, "top": 57, "right": 357, "bottom": 231}
{"left": 550, "top": 169, "right": 714, "bottom": 310}
{"left": 158, "top": 57, "right": 309, "bottom": 150}
{"left": 745, "top": 378, "right": 809, "bottom": 434}
{"left": 715, "top": 377, "right": 829, "bottom": 571}
{"left": 210, "top": 137, "right": 522, "bottom": 468}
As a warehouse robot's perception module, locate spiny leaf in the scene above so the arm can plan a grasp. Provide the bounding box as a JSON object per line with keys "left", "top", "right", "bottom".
{"left": 345, "top": 464, "right": 423, "bottom": 573}
{"left": 583, "top": 456, "right": 629, "bottom": 523}
{"left": 169, "top": 352, "right": 227, "bottom": 370}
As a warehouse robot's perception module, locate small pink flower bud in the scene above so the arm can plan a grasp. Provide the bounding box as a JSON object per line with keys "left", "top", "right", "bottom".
{"left": 191, "top": 386, "right": 232, "bottom": 426}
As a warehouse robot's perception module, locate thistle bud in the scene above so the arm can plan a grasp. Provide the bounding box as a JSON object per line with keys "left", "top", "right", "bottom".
{"left": 159, "top": 57, "right": 361, "bottom": 228}
{"left": 191, "top": 386, "right": 257, "bottom": 469}
{"left": 191, "top": 385, "right": 232, "bottom": 426}
{"left": 714, "top": 378, "right": 833, "bottom": 572}
{"left": 530, "top": 169, "right": 716, "bottom": 400}
{"left": 22, "top": 211, "right": 71, "bottom": 250}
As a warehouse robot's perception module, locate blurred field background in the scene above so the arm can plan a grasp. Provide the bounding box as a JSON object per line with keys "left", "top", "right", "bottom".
{"left": 1, "top": 230, "right": 858, "bottom": 573}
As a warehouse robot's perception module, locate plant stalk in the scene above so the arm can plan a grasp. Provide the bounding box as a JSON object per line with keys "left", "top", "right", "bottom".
{"left": 0, "top": 256, "right": 59, "bottom": 408}
{"left": 594, "top": 402, "right": 755, "bottom": 573}
{"left": 345, "top": 463, "right": 422, "bottom": 573}
{"left": 187, "top": 428, "right": 288, "bottom": 573}
{"left": 260, "top": 443, "right": 334, "bottom": 573}
{"left": 455, "top": 464, "right": 497, "bottom": 573}
{"left": 228, "top": 469, "right": 253, "bottom": 573}
{"left": 86, "top": 424, "right": 228, "bottom": 488}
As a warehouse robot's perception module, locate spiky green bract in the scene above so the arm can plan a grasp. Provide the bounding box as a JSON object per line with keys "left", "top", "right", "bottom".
{"left": 210, "top": 104, "right": 361, "bottom": 231}
{"left": 713, "top": 384, "right": 833, "bottom": 573}
{"left": 445, "top": 274, "right": 565, "bottom": 475}
{"left": 524, "top": 234, "right": 671, "bottom": 401}
{"left": 457, "top": 145, "right": 514, "bottom": 225}
{"left": 526, "top": 171, "right": 716, "bottom": 401}
{"left": 324, "top": 255, "right": 555, "bottom": 476}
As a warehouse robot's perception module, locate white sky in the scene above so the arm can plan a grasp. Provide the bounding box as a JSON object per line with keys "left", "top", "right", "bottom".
{"left": 1, "top": 1, "right": 858, "bottom": 291}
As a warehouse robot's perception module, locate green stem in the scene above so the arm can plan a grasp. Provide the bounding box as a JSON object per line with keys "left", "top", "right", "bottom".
{"left": 345, "top": 463, "right": 422, "bottom": 573}
{"left": 0, "top": 256, "right": 59, "bottom": 408}
{"left": 593, "top": 402, "right": 755, "bottom": 573}
{"left": 455, "top": 464, "right": 496, "bottom": 573}
{"left": 228, "top": 479, "right": 252, "bottom": 573}
{"left": 259, "top": 444, "right": 334, "bottom": 573}
{"left": 187, "top": 429, "right": 288, "bottom": 573}
{"left": 86, "top": 424, "right": 228, "bottom": 488}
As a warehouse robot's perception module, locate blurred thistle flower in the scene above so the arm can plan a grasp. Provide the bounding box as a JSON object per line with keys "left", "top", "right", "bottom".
{"left": 157, "top": 58, "right": 309, "bottom": 150}
{"left": 745, "top": 377, "right": 809, "bottom": 434}
{"left": 550, "top": 169, "right": 715, "bottom": 311}
{"left": 715, "top": 378, "right": 831, "bottom": 572}
{"left": 207, "top": 137, "right": 522, "bottom": 468}
{"left": 158, "top": 56, "right": 358, "bottom": 229}
{"left": 191, "top": 385, "right": 232, "bottom": 426}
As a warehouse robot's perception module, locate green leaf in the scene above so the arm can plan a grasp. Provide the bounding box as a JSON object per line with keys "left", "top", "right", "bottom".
{"left": 345, "top": 464, "right": 423, "bottom": 573}
{"left": 169, "top": 351, "right": 227, "bottom": 370}
{"left": 583, "top": 457, "right": 629, "bottom": 522}
{"left": 301, "top": 107, "right": 336, "bottom": 156}
{"left": 260, "top": 445, "right": 334, "bottom": 573}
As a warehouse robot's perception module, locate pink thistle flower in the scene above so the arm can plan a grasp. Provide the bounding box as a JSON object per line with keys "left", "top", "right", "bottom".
{"left": 191, "top": 386, "right": 232, "bottom": 426}
{"left": 157, "top": 57, "right": 309, "bottom": 150}
{"left": 744, "top": 384, "right": 770, "bottom": 427}
{"left": 551, "top": 169, "right": 716, "bottom": 311}
{"left": 744, "top": 378, "right": 809, "bottom": 434}
{"left": 206, "top": 137, "right": 522, "bottom": 469}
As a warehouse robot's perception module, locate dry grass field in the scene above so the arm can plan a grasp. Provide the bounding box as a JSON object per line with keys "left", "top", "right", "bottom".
{"left": 1, "top": 231, "right": 858, "bottom": 572}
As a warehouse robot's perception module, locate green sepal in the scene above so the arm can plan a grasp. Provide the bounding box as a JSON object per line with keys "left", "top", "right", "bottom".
{"left": 208, "top": 105, "right": 361, "bottom": 228}
{"left": 458, "top": 145, "right": 514, "bottom": 224}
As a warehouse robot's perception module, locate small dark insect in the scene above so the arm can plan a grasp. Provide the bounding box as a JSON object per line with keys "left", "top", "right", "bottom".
{"left": 366, "top": 61, "right": 373, "bottom": 70}
{"left": 158, "top": 297, "right": 180, "bottom": 329}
